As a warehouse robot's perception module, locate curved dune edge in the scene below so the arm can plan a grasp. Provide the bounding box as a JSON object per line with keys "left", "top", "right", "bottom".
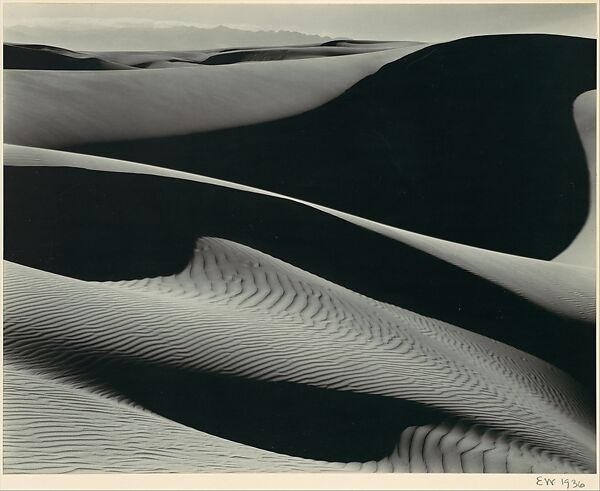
{"left": 3, "top": 361, "right": 585, "bottom": 474}
{"left": 5, "top": 143, "right": 594, "bottom": 324}
{"left": 6, "top": 41, "right": 422, "bottom": 70}
{"left": 553, "top": 90, "right": 597, "bottom": 268}
{"left": 4, "top": 239, "right": 595, "bottom": 472}
{"left": 57, "top": 34, "right": 595, "bottom": 264}
{"left": 4, "top": 360, "right": 348, "bottom": 473}
{"left": 86, "top": 41, "right": 418, "bottom": 67}
{"left": 198, "top": 44, "right": 416, "bottom": 65}
{"left": 3, "top": 43, "right": 428, "bottom": 149}
{"left": 4, "top": 43, "right": 137, "bottom": 70}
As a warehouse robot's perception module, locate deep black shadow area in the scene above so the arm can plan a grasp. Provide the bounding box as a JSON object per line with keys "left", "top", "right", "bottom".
{"left": 66, "top": 34, "right": 596, "bottom": 260}
{"left": 4, "top": 166, "right": 596, "bottom": 396}
{"left": 5, "top": 339, "right": 449, "bottom": 463}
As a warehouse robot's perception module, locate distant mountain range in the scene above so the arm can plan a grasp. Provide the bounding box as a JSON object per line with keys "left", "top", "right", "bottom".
{"left": 4, "top": 24, "right": 333, "bottom": 51}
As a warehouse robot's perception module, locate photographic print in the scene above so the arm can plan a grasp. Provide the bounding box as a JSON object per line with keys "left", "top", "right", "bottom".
{"left": 2, "top": 1, "right": 598, "bottom": 486}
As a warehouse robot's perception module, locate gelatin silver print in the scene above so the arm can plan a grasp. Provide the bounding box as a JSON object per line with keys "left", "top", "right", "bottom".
{"left": 2, "top": 1, "right": 597, "bottom": 483}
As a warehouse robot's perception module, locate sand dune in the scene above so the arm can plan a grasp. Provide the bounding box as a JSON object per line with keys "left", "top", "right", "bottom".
{"left": 6, "top": 355, "right": 586, "bottom": 473}
{"left": 554, "top": 90, "right": 597, "bottom": 268}
{"left": 4, "top": 42, "right": 427, "bottom": 148}
{"left": 4, "top": 361, "right": 346, "bottom": 473}
{"left": 4, "top": 43, "right": 135, "bottom": 70}
{"left": 5, "top": 41, "right": 419, "bottom": 70}
{"left": 70, "top": 49, "right": 219, "bottom": 67}
{"left": 3, "top": 32, "right": 596, "bottom": 474}
{"left": 324, "top": 208, "right": 595, "bottom": 325}
{"left": 4, "top": 243, "right": 594, "bottom": 472}
{"left": 321, "top": 39, "right": 418, "bottom": 48}
{"left": 63, "top": 34, "right": 596, "bottom": 264}
{"left": 5, "top": 143, "right": 596, "bottom": 394}
{"left": 6, "top": 143, "right": 593, "bottom": 326}
{"left": 199, "top": 44, "right": 417, "bottom": 65}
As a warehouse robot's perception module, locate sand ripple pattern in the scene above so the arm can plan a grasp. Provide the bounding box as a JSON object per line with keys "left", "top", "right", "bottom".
{"left": 4, "top": 361, "right": 346, "bottom": 473}
{"left": 4, "top": 238, "right": 595, "bottom": 472}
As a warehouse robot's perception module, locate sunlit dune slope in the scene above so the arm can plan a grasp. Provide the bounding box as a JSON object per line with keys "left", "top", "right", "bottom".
{"left": 4, "top": 144, "right": 596, "bottom": 390}
{"left": 4, "top": 42, "right": 427, "bottom": 147}
{"left": 554, "top": 90, "right": 597, "bottom": 268}
{"left": 61, "top": 34, "right": 596, "bottom": 262}
{"left": 4, "top": 239, "right": 595, "bottom": 472}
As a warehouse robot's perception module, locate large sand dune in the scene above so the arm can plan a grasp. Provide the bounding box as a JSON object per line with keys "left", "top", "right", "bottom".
{"left": 554, "top": 90, "right": 597, "bottom": 268}
{"left": 4, "top": 243, "right": 594, "bottom": 472}
{"left": 61, "top": 34, "right": 596, "bottom": 263}
{"left": 3, "top": 33, "right": 596, "bottom": 474}
{"left": 4, "top": 42, "right": 427, "bottom": 148}
{"left": 5, "top": 142, "right": 596, "bottom": 391}
{"left": 5, "top": 142, "right": 595, "bottom": 324}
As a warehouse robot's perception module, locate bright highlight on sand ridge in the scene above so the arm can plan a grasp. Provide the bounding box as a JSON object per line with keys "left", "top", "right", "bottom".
{"left": 2, "top": 7, "right": 597, "bottom": 478}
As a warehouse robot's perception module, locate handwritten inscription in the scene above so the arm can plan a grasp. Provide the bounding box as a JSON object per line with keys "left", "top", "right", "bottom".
{"left": 536, "top": 476, "right": 586, "bottom": 489}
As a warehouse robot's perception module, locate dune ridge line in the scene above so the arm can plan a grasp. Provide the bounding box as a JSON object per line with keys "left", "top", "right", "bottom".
{"left": 5, "top": 142, "right": 594, "bottom": 324}
{"left": 4, "top": 239, "right": 595, "bottom": 471}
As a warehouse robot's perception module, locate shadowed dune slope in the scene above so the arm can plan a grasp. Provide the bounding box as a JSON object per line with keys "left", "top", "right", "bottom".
{"left": 3, "top": 33, "right": 596, "bottom": 474}
{"left": 88, "top": 44, "right": 384, "bottom": 67}
{"left": 199, "top": 44, "right": 418, "bottom": 65}
{"left": 4, "top": 43, "right": 135, "bottom": 70}
{"left": 4, "top": 42, "right": 426, "bottom": 148}
{"left": 7, "top": 353, "right": 586, "bottom": 473}
{"left": 4, "top": 360, "right": 348, "bottom": 473}
{"left": 4, "top": 146, "right": 596, "bottom": 391}
{"left": 4, "top": 244, "right": 595, "bottom": 471}
{"left": 4, "top": 143, "right": 594, "bottom": 325}
{"left": 321, "top": 40, "right": 415, "bottom": 47}
{"left": 64, "top": 34, "right": 596, "bottom": 262}
{"left": 68, "top": 49, "right": 219, "bottom": 67}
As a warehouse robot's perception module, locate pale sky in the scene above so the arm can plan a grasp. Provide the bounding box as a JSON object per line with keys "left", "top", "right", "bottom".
{"left": 3, "top": 3, "right": 597, "bottom": 42}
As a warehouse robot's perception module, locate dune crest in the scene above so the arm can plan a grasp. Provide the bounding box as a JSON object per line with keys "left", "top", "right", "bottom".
{"left": 5, "top": 143, "right": 594, "bottom": 324}
{"left": 4, "top": 43, "right": 426, "bottom": 148}
{"left": 4, "top": 43, "right": 136, "bottom": 70}
{"left": 4, "top": 237, "right": 595, "bottom": 471}
{"left": 5, "top": 41, "right": 424, "bottom": 70}
{"left": 553, "top": 90, "right": 597, "bottom": 268}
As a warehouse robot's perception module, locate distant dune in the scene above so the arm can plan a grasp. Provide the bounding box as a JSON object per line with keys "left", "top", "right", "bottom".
{"left": 4, "top": 360, "right": 347, "bottom": 473}
{"left": 5, "top": 40, "right": 421, "bottom": 69}
{"left": 4, "top": 42, "right": 427, "bottom": 148}
{"left": 4, "top": 23, "right": 332, "bottom": 51}
{"left": 3, "top": 33, "right": 597, "bottom": 473}
{"left": 4, "top": 43, "right": 135, "bottom": 70}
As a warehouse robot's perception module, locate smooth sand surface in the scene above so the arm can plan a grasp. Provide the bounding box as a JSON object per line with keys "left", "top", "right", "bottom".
{"left": 6, "top": 41, "right": 422, "bottom": 70}
{"left": 4, "top": 43, "right": 427, "bottom": 148}
{"left": 553, "top": 90, "right": 597, "bottom": 268}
